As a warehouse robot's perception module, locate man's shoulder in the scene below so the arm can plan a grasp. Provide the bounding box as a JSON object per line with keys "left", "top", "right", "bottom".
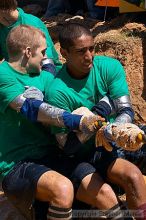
{"left": 93, "top": 56, "right": 123, "bottom": 74}
{"left": 45, "top": 77, "right": 70, "bottom": 109}
{"left": 0, "top": 61, "right": 9, "bottom": 72}
{"left": 51, "top": 77, "right": 68, "bottom": 92}
{"left": 46, "top": 76, "right": 69, "bottom": 100}
{"left": 40, "top": 70, "right": 54, "bottom": 79}
{"left": 55, "top": 65, "right": 73, "bottom": 85}
{"left": 0, "top": 62, "right": 17, "bottom": 84}
{"left": 94, "top": 55, "right": 120, "bottom": 64}
{"left": 18, "top": 8, "right": 44, "bottom": 27}
{"left": 92, "top": 56, "right": 125, "bottom": 83}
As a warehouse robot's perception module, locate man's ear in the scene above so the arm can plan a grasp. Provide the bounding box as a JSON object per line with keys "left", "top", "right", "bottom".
{"left": 25, "top": 47, "right": 32, "bottom": 58}
{"left": 60, "top": 48, "right": 68, "bottom": 59}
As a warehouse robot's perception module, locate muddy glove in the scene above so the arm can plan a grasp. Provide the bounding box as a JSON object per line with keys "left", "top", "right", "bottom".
{"left": 73, "top": 107, "right": 105, "bottom": 143}
{"left": 23, "top": 86, "right": 44, "bottom": 101}
{"left": 96, "top": 126, "right": 113, "bottom": 151}
{"left": 96, "top": 123, "right": 144, "bottom": 152}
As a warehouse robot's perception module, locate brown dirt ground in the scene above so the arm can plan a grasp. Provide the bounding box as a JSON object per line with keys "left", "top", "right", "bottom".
{"left": 44, "top": 13, "right": 146, "bottom": 124}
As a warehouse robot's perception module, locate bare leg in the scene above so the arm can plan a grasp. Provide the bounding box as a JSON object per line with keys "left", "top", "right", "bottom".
{"left": 36, "top": 170, "right": 73, "bottom": 207}
{"left": 107, "top": 158, "right": 146, "bottom": 209}
{"left": 76, "top": 172, "right": 118, "bottom": 209}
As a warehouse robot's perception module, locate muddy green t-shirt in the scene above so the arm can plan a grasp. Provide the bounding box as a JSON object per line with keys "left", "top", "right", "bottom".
{"left": 0, "top": 61, "right": 54, "bottom": 180}
{"left": 45, "top": 56, "right": 129, "bottom": 157}
{"left": 0, "top": 8, "right": 62, "bottom": 72}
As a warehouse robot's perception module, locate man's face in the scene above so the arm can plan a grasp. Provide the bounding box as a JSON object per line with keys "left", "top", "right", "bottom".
{"left": 0, "top": 9, "right": 18, "bottom": 26}
{"left": 0, "top": 10, "right": 10, "bottom": 26}
{"left": 28, "top": 37, "right": 47, "bottom": 74}
{"left": 64, "top": 34, "right": 95, "bottom": 78}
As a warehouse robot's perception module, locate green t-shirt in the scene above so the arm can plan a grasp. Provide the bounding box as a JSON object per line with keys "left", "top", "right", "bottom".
{"left": 0, "top": 8, "right": 62, "bottom": 72}
{"left": 46, "top": 56, "right": 129, "bottom": 116}
{"left": 45, "top": 56, "right": 129, "bottom": 157}
{"left": 0, "top": 61, "right": 54, "bottom": 180}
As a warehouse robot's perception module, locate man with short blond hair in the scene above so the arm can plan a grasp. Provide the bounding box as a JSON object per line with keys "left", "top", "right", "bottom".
{"left": 0, "top": 24, "right": 100, "bottom": 220}
{"left": 7, "top": 24, "right": 46, "bottom": 58}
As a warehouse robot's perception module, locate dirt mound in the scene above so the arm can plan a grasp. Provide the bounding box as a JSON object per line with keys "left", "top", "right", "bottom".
{"left": 44, "top": 14, "right": 146, "bottom": 124}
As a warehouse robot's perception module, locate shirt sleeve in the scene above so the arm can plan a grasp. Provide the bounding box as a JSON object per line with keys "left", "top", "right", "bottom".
{"left": 103, "top": 58, "right": 129, "bottom": 99}
{"left": 41, "top": 70, "right": 55, "bottom": 92}
{"left": 45, "top": 82, "right": 71, "bottom": 135}
{"left": 0, "top": 70, "right": 24, "bottom": 113}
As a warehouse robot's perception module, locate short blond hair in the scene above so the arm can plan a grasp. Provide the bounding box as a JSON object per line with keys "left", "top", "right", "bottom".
{"left": 0, "top": 0, "right": 17, "bottom": 11}
{"left": 6, "top": 25, "right": 46, "bottom": 58}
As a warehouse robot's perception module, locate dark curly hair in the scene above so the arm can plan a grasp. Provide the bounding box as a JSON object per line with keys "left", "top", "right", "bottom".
{"left": 59, "top": 23, "right": 93, "bottom": 50}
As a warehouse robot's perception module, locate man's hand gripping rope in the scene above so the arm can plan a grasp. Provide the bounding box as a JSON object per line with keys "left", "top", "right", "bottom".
{"left": 72, "top": 107, "right": 106, "bottom": 143}
{"left": 95, "top": 123, "right": 146, "bottom": 152}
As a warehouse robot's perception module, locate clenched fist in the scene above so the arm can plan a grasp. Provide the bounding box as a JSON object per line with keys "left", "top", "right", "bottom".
{"left": 72, "top": 107, "right": 105, "bottom": 143}
{"left": 73, "top": 107, "right": 105, "bottom": 133}
{"left": 96, "top": 123, "right": 144, "bottom": 152}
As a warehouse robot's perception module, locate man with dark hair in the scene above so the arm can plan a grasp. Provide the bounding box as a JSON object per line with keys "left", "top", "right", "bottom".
{"left": 46, "top": 23, "right": 146, "bottom": 219}
{"left": 0, "top": 0, "right": 62, "bottom": 73}
{"left": 0, "top": 24, "right": 102, "bottom": 220}
{"left": 59, "top": 23, "right": 93, "bottom": 49}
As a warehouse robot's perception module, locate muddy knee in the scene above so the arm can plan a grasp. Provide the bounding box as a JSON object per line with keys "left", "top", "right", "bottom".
{"left": 37, "top": 171, "right": 74, "bottom": 208}
{"left": 51, "top": 177, "right": 74, "bottom": 208}
{"left": 121, "top": 166, "right": 144, "bottom": 191}
{"left": 95, "top": 183, "right": 118, "bottom": 209}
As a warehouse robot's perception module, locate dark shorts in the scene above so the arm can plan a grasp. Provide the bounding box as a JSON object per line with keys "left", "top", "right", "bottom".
{"left": 91, "top": 143, "right": 146, "bottom": 180}
{"left": 2, "top": 145, "right": 64, "bottom": 219}
{"left": 2, "top": 147, "right": 96, "bottom": 219}
{"left": 54, "top": 154, "right": 96, "bottom": 190}
{"left": 34, "top": 159, "right": 97, "bottom": 220}
{"left": 2, "top": 160, "right": 51, "bottom": 219}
